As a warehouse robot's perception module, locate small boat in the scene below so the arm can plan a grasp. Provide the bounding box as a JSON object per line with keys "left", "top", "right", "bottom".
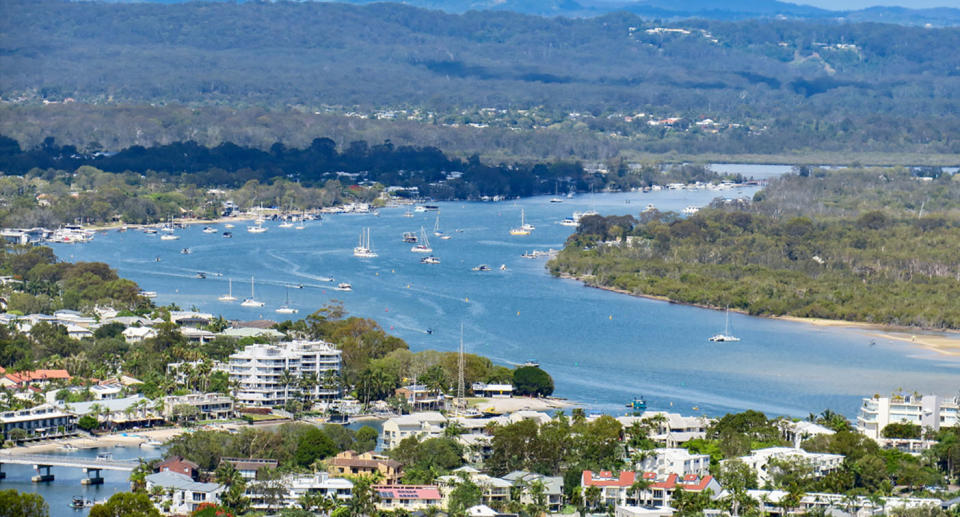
{"left": 643, "top": 204, "right": 656, "bottom": 213}
{"left": 472, "top": 264, "right": 492, "bottom": 272}
{"left": 510, "top": 209, "right": 531, "bottom": 236}
{"left": 139, "top": 440, "right": 163, "bottom": 448}
{"left": 142, "top": 227, "right": 158, "bottom": 234}
{"left": 402, "top": 231, "right": 418, "bottom": 243}
{"left": 335, "top": 282, "right": 352, "bottom": 291}
{"left": 520, "top": 361, "right": 540, "bottom": 368}
{"left": 559, "top": 217, "right": 577, "bottom": 226}
{"left": 275, "top": 288, "right": 298, "bottom": 314}
{"left": 278, "top": 220, "right": 294, "bottom": 228}
{"left": 195, "top": 272, "right": 206, "bottom": 279}
{"left": 181, "top": 248, "right": 191, "bottom": 254}
{"left": 218, "top": 278, "right": 237, "bottom": 302}
{"left": 96, "top": 453, "right": 113, "bottom": 461}
{"left": 160, "top": 234, "right": 179, "bottom": 241}
{"left": 222, "top": 231, "right": 232, "bottom": 238}
{"left": 59, "top": 443, "right": 78, "bottom": 452}
{"left": 224, "top": 223, "right": 235, "bottom": 229}
{"left": 240, "top": 276, "right": 265, "bottom": 307}
{"left": 403, "top": 210, "right": 414, "bottom": 218}
{"left": 550, "top": 197, "right": 564, "bottom": 203}
{"left": 420, "top": 256, "right": 440, "bottom": 264}
{"left": 521, "top": 251, "right": 536, "bottom": 259}
{"left": 499, "top": 264, "right": 508, "bottom": 271}
{"left": 247, "top": 221, "right": 267, "bottom": 233}
{"left": 433, "top": 214, "right": 445, "bottom": 237}
{"left": 411, "top": 227, "right": 432, "bottom": 253}
{"left": 708, "top": 307, "right": 740, "bottom": 342}
{"left": 414, "top": 205, "right": 427, "bottom": 213}
{"left": 202, "top": 226, "right": 217, "bottom": 234}
{"left": 353, "top": 228, "right": 378, "bottom": 258}
{"left": 139, "top": 290, "right": 157, "bottom": 298}
{"left": 71, "top": 496, "right": 95, "bottom": 509}
{"left": 626, "top": 396, "right": 647, "bottom": 415}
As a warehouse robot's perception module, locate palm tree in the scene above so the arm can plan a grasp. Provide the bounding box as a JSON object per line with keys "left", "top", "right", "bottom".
{"left": 278, "top": 369, "right": 296, "bottom": 405}
{"left": 627, "top": 479, "right": 651, "bottom": 507}
{"left": 584, "top": 485, "right": 602, "bottom": 512}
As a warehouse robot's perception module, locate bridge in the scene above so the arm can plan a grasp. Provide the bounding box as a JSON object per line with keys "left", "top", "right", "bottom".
{"left": 0, "top": 453, "right": 140, "bottom": 484}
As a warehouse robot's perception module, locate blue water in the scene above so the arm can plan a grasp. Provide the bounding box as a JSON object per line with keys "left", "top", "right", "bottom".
{"left": 0, "top": 445, "right": 163, "bottom": 514}
{"left": 53, "top": 189, "right": 959, "bottom": 421}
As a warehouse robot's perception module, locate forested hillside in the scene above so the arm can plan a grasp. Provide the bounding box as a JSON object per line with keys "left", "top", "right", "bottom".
{"left": 549, "top": 170, "right": 960, "bottom": 329}
{"left": 2, "top": 0, "right": 959, "bottom": 158}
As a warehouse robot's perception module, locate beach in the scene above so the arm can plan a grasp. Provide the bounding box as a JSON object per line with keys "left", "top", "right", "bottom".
{"left": 0, "top": 427, "right": 186, "bottom": 456}
{"left": 471, "top": 397, "right": 575, "bottom": 413}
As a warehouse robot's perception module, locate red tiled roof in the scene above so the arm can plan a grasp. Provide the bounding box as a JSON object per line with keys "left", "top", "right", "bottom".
{"left": 583, "top": 471, "right": 715, "bottom": 492}
{"left": 374, "top": 485, "right": 441, "bottom": 500}
{"left": 2, "top": 369, "right": 71, "bottom": 384}
{"left": 582, "top": 471, "right": 636, "bottom": 487}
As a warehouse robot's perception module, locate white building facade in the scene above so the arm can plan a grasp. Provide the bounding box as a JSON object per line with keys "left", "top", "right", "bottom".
{"left": 636, "top": 448, "right": 710, "bottom": 477}
{"left": 857, "top": 393, "right": 960, "bottom": 440}
{"left": 229, "top": 340, "right": 341, "bottom": 408}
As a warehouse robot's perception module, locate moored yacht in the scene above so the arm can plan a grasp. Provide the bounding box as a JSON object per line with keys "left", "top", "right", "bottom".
{"left": 353, "top": 228, "right": 378, "bottom": 258}
{"left": 240, "top": 276, "right": 265, "bottom": 307}
{"left": 218, "top": 278, "right": 237, "bottom": 302}
{"left": 420, "top": 255, "right": 440, "bottom": 264}
{"left": 509, "top": 209, "right": 531, "bottom": 236}
{"left": 411, "top": 227, "right": 432, "bottom": 253}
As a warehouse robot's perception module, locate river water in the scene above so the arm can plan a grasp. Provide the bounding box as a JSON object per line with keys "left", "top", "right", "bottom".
{"left": 52, "top": 187, "right": 959, "bottom": 421}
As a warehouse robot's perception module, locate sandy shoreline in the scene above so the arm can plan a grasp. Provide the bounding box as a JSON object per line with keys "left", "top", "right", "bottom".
{"left": 560, "top": 273, "right": 960, "bottom": 357}
{"left": 471, "top": 397, "right": 575, "bottom": 413}
{"left": 0, "top": 427, "right": 186, "bottom": 456}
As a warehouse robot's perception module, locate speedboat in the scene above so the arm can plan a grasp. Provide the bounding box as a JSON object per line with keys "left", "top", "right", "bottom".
{"left": 402, "top": 232, "right": 418, "bottom": 243}
{"left": 420, "top": 256, "right": 440, "bottom": 264}
{"left": 335, "top": 282, "right": 352, "bottom": 291}
{"left": 222, "top": 232, "right": 232, "bottom": 238}
{"left": 195, "top": 272, "right": 206, "bottom": 279}
{"left": 202, "top": 226, "right": 217, "bottom": 233}
{"left": 472, "top": 264, "right": 492, "bottom": 272}
{"left": 559, "top": 217, "right": 577, "bottom": 226}
{"left": 160, "top": 234, "right": 179, "bottom": 241}
{"left": 181, "top": 248, "right": 191, "bottom": 254}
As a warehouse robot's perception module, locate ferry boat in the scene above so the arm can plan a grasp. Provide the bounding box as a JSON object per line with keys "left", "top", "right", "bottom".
{"left": 420, "top": 256, "right": 440, "bottom": 264}
{"left": 353, "top": 228, "right": 378, "bottom": 258}
{"left": 240, "top": 276, "right": 265, "bottom": 307}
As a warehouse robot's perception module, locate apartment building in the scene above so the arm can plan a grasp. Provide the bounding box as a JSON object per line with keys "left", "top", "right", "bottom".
{"left": 229, "top": 340, "right": 341, "bottom": 408}
{"left": 163, "top": 393, "right": 235, "bottom": 421}
{"left": 857, "top": 393, "right": 960, "bottom": 440}
{"left": 733, "top": 447, "right": 844, "bottom": 485}
{"left": 635, "top": 448, "right": 710, "bottom": 477}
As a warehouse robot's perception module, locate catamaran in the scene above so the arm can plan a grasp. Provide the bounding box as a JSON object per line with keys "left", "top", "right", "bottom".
{"left": 218, "top": 278, "right": 237, "bottom": 302}
{"left": 411, "top": 227, "right": 432, "bottom": 253}
{"left": 353, "top": 228, "right": 378, "bottom": 258}
{"left": 509, "top": 209, "right": 531, "bottom": 236}
{"left": 241, "top": 276, "right": 265, "bottom": 307}
{"left": 708, "top": 307, "right": 740, "bottom": 342}
{"left": 275, "top": 288, "right": 298, "bottom": 314}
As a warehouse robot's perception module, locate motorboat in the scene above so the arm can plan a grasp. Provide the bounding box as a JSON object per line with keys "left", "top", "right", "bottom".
{"left": 550, "top": 197, "right": 564, "bottom": 203}
{"left": 472, "top": 264, "right": 492, "bottom": 272}
{"left": 195, "top": 272, "right": 206, "bottom": 279}
{"left": 181, "top": 248, "right": 191, "bottom": 254}
{"left": 160, "top": 234, "right": 179, "bottom": 241}
{"left": 559, "top": 217, "right": 577, "bottom": 226}
{"left": 218, "top": 278, "right": 237, "bottom": 302}
{"left": 202, "top": 226, "right": 217, "bottom": 233}
{"left": 139, "top": 440, "right": 163, "bottom": 448}
{"left": 240, "top": 276, "right": 265, "bottom": 307}
{"left": 142, "top": 227, "right": 158, "bottom": 234}
{"left": 420, "top": 256, "right": 440, "bottom": 264}
{"left": 222, "top": 232, "right": 232, "bottom": 238}
{"left": 353, "top": 228, "right": 378, "bottom": 258}
{"left": 335, "top": 282, "right": 352, "bottom": 291}
{"left": 402, "top": 231, "right": 418, "bottom": 243}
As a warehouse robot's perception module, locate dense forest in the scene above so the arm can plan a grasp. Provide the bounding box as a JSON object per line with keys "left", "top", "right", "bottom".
{"left": 548, "top": 169, "right": 960, "bottom": 329}
{"left": 2, "top": 1, "right": 960, "bottom": 158}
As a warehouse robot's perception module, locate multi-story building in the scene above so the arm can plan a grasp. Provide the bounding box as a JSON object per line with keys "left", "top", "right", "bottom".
{"left": 635, "top": 448, "right": 710, "bottom": 477}
{"left": 616, "top": 412, "right": 712, "bottom": 447}
{"left": 328, "top": 450, "right": 403, "bottom": 484}
{"left": 375, "top": 485, "right": 443, "bottom": 511}
{"left": 733, "top": 447, "right": 844, "bottom": 485}
{"left": 145, "top": 471, "right": 224, "bottom": 515}
{"left": 438, "top": 467, "right": 512, "bottom": 507}
{"left": 580, "top": 471, "right": 721, "bottom": 509}
{"left": 0, "top": 404, "right": 77, "bottom": 441}
{"left": 163, "top": 393, "right": 235, "bottom": 421}
{"left": 229, "top": 340, "right": 341, "bottom": 408}
{"left": 381, "top": 412, "right": 447, "bottom": 450}
{"left": 501, "top": 471, "right": 564, "bottom": 512}
{"left": 857, "top": 393, "right": 960, "bottom": 440}
{"left": 247, "top": 472, "right": 353, "bottom": 510}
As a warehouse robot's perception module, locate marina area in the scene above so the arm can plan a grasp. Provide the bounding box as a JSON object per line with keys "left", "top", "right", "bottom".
{"left": 51, "top": 186, "right": 960, "bottom": 421}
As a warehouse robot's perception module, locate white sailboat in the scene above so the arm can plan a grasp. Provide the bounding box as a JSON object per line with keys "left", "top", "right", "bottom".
{"left": 241, "top": 276, "right": 265, "bottom": 307}
{"left": 510, "top": 209, "right": 531, "bottom": 236}
{"left": 275, "top": 288, "right": 298, "bottom": 314}
{"left": 247, "top": 218, "right": 267, "bottom": 233}
{"left": 353, "top": 228, "right": 378, "bottom": 258}
{"left": 411, "top": 227, "right": 432, "bottom": 253}
{"left": 433, "top": 214, "right": 445, "bottom": 237}
{"left": 218, "top": 278, "right": 237, "bottom": 302}
{"left": 708, "top": 307, "right": 740, "bottom": 342}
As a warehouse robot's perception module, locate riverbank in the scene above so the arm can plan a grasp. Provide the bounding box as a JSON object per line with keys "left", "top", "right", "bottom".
{"left": 561, "top": 273, "right": 960, "bottom": 358}
{"left": 0, "top": 427, "right": 186, "bottom": 456}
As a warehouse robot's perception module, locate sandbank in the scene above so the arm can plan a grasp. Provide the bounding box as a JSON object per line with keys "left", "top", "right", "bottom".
{"left": 472, "top": 397, "right": 574, "bottom": 413}
{"left": 0, "top": 427, "right": 186, "bottom": 456}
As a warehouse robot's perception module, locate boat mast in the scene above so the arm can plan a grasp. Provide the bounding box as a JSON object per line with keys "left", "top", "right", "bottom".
{"left": 456, "top": 322, "right": 465, "bottom": 416}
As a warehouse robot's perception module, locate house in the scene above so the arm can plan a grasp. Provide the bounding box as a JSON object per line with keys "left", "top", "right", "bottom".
{"left": 145, "top": 471, "right": 224, "bottom": 514}
{"left": 0, "top": 403, "right": 78, "bottom": 441}
{"left": 471, "top": 382, "right": 514, "bottom": 398}
{"left": 581, "top": 471, "right": 721, "bottom": 509}
{"left": 327, "top": 450, "right": 403, "bottom": 484}
{"left": 0, "top": 368, "right": 71, "bottom": 389}
{"left": 247, "top": 472, "right": 353, "bottom": 510}
{"left": 90, "top": 383, "right": 123, "bottom": 400}
{"left": 381, "top": 412, "right": 447, "bottom": 450}
{"left": 439, "top": 467, "right": 512, "bottom": 507}
{"left": 732, "top": 447, "right": 844, "bottom": 485}
{"left": 501, "top": 471, "right": 564, "bottom": 512}
{"left": 778, "top": 420, "right": 835, "bottom": 447}
{"left": 66, "top": 395, "right": 163, "bottom": 431}
{"left": 616, "top": 412, "right": 711, "bottom": 447}
{"left": 222, "top": 458, "right": 279, "bottom": 480}
{"left": 163, "top": 393, "right": 234, "bottom": 421}
{"left": 394, "top": 384, "right": 445, "bottom": 411}
{"left": 169, "top": 311, "right": 214, "bottom": 328}
{"left": 156, "top": 456, "right": 200, "bottom": 480}
{"left": 747, "top": 490, "right": 941, "bottom": 516}
{"left": 123, "top": 326, "right": 157, "bottom": 343}
{"left": 635, "top": 448, "right": 710, "bottom": 477}
{"left": 375, "top": 485, "right": 443, "bottom": 511}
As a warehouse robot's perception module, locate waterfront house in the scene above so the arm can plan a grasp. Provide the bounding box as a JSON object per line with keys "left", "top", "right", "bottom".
{"left": 163, "top": 393, "right": 235, "bottom": 421}
{"left": 381, "top": 412, "right": 447, "bottom": 450}
{"left": 145, "top": 471, "right": 224, "bottom": 514}
{"left": 327, "top": 450, "right": 403, "bottom": 484}
{"left": 228, "top": 340, "right": 342, "bottom": 408}
{"left": 222, "top": 458, "right": 279, "bottom": 480}
{"left": 471, "top": 382, "right": 514, "bottom": 398}
{"left": 635, "top": 448, "right": 710, "bottom": 477}
{"left": 0, "top": 403, "right": 77, "bottom": 441}
{"left": 66, "top": 395, "right": 163, "bottom": 431}
{"left": 156, "top": 456, "right": 200, "bottom": 480}
{"left": 394, "top": 384, "right": 446, "bottom": 411}
{"left": 122, "top": 326, "right": 158, "bottom": 343}
{"left": 375, "top": 485, "right": 443, "bottom": 511}
{"left": 90, "top": 383, "right": 123, "bottom": 400}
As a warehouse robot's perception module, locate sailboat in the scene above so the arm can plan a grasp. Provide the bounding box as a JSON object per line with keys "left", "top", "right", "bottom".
{"left": 708, "top": 307, "right": 740, "bottom": 342}
{"left": 241, "top": 276, "right": 265, "bottom": 307}
{"left": 218, "top": 278, "right": 237, "bottom": 302}
{"left": 433, "top": 214, "right": 444, "bottom": 237}
{"left": 411, "top": 227, "right": 432, "bottom": 253}
{"left": 509, "top": 209, "right": 531, "bottom": 236}
{"left": 247, "top": 204, "right": 268, "bottom": 233}
{"left": 353, "top": 228, "right": 378, "bottom": 258}
{"left": 275, "top": 288, "right": 298, "bottom": 314}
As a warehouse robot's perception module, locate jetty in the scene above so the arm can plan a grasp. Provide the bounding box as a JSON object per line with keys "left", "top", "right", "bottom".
{"left": 0, "top": 453, "right": 139, "bottom": 484}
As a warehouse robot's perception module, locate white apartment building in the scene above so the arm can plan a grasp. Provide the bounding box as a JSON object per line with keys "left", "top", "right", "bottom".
{"left": 229, "top": 340, "right": 341, "bottom": 408}
{"left": 734, "top": 447, "right": 844, "bottom": 485}
{"left": 164, "top": 392, "right": 235, "bottom": 421}
{"left": 247, "top": 472, "right": 353, "bottom": 511}
{"left": 636, "top": 448, "right": 710, "bottom": 477}
{"left": 857, "top": 393, "right": 960, "bottom": 440}
{"left": 381, "top": 412, "right": 448, "bottom": 450}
